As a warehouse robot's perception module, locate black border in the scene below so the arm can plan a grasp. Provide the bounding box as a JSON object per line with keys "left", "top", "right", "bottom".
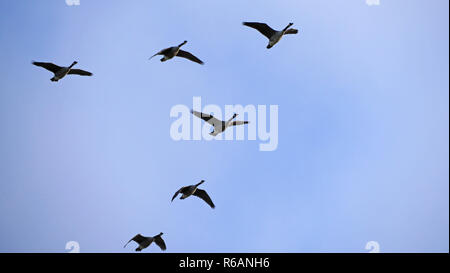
{"left": 0, "top": 253, "right": 448, "bottom": 272}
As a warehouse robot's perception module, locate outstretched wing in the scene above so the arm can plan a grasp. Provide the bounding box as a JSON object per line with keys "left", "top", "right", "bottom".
{"left": 149, "top": 47, "right": 172, "bottom": 59}
{"left": 193, "top": 189, "right": 215, "bottom": 209}
{"left": 231, "top": 121, "right": 249, "bottom": 126}
{"left": 67, "top": 69, "right": 93, "bottom": 76}
{"left": 148, "top": 47, "right": 172, "bottom": 60}
{"left": 191, "top": 110, "right": 221, "bottom": 126}
{"left": 124, "top": 234, "right": 146, "bottom": 248}
{"left": 172, "top": 186, "right": 186, "bottom": 201}
{"left": 242, "top": 22, "right": 276, "bottom": 39}
{"left": 32, "top": 61, "right": 62, "bottom": 73}
{"left": 154, "top": 236, "right": 166, "bottom": 251}
{"left": 176, "top": 50, "right": 204, "bottom": 65}
{"left": 284, "top": 28, "right": 298, "bottom": 35}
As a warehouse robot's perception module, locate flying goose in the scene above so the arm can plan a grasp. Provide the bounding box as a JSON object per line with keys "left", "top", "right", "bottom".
{"left": 149, "top": 41, "right": 204, "bottom": 65}
{"left": 191, "top": 110, "right": 249, "bottom": 137}
{"left": 171, "top": 180, "right": 215, "bottom": 209}
{"left": 124, "top": 233, "right": 166, "bottom": 252}
{"left": 242, "top": 22, "right": 298, "bottom": 48}
{"left": 32, "top": 61, "right": 92, "bottom": 82}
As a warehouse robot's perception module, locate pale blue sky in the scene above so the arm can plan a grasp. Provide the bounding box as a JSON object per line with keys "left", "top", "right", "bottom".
{"left": 0, "top": 0, "right": 448, "bottom": 252}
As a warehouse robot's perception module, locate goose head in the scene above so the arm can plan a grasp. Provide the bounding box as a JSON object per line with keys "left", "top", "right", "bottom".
{"left": 283, "top": 23, "right": 294, "bottom": 33}
{"left": 68, "top": 61, "right": 78, "bottom": 69}
{"left": 178, "top": 40, "right": 187, "bottom": 48}
{"left": 227, "top": 113, "right": 238, "bottom": 124}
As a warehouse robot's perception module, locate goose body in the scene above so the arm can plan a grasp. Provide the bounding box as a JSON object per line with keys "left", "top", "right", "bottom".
{"left": 32, "top": 61, "right": 92, "bottom": 82}
{"left": 149, "top": 41, "right": 204, "bottom": 64}
{"left": 172, "top": 180, "right": 215, "bottom": 209}
{"left": 242, "top": 22, "right": 298, "bottom": 48}
{"left": 191, "top": 110, "right": 249, "bottom": 136}
{"left": 124, "top": 233, "right": 166, "bottom": 252}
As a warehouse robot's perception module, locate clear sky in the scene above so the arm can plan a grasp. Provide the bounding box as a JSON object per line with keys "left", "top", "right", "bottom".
{"left": 0, "top": 0, "right": 448, "bottom": 253}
